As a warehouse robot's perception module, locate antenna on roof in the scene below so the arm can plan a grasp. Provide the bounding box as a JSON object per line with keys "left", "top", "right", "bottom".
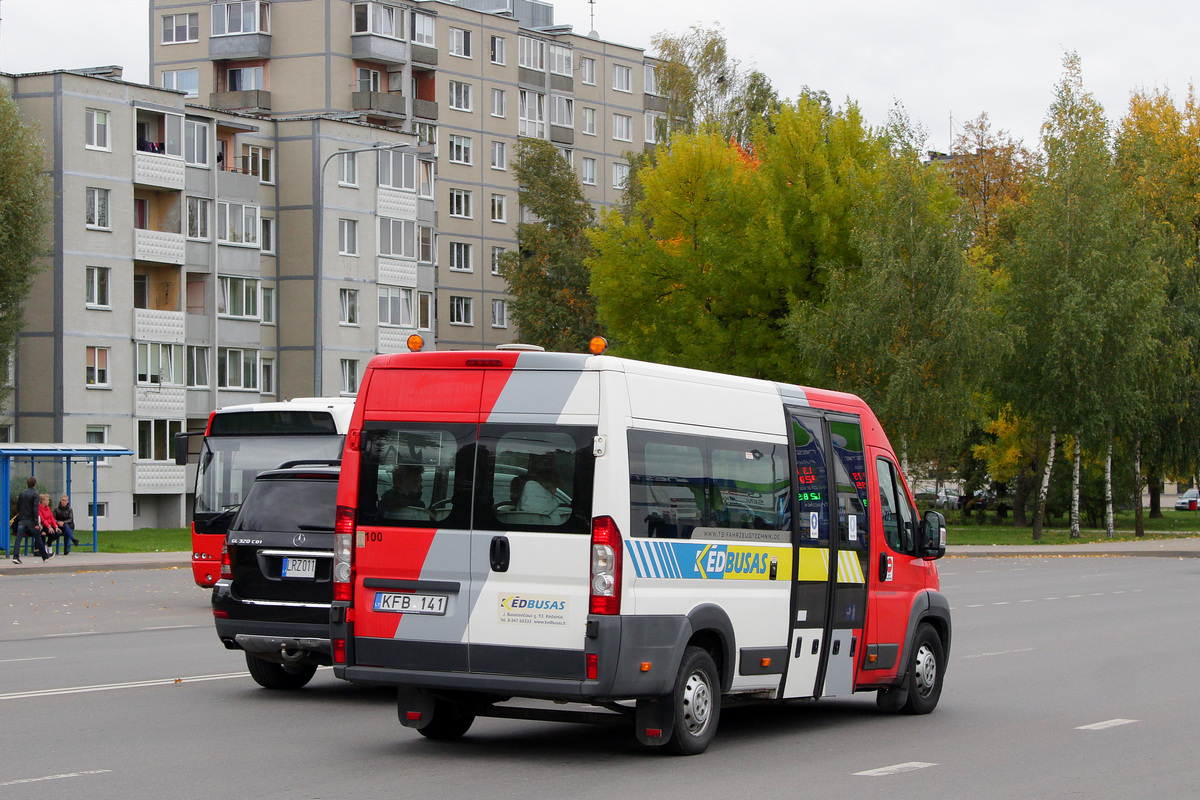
{"left": 588, "top": 0, "right": 597, "bottom": 37}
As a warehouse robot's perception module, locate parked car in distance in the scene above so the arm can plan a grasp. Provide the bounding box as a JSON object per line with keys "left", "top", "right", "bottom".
{"left": 1174, "top": 488, "right": 1199, "bottom": 511}
{"left": 211, "top": 461, "right": 340, "bottom": 689}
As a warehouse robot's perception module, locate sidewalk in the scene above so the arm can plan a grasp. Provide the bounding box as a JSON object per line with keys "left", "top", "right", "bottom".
{"left": 0, "top": 549, "right": 190, "bottom": 577}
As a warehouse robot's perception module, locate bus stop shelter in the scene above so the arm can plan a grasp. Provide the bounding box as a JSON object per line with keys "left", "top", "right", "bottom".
{"left": 2, "top": 443, "right": 135, "bottom": 554}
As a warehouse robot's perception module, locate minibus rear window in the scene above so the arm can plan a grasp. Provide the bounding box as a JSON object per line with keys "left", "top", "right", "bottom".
{"left": 356, "top": 423, "right": 476, "bottom": 528}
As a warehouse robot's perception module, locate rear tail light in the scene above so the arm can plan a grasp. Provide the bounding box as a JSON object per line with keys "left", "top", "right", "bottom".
{"left": 333, "top": 505, "right": 356, "bottom": 603}
{"left": 589, "top": 516, "right": 622, "bottom": 615}
{"left": 219, "top": 541, "right": 232, "bottom": 580}
{"left": 333, "top": 638, "right": 346, "bottom": 664}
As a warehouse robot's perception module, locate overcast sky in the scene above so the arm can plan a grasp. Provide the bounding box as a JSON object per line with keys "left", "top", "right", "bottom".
{"left": 1, "top": 0, "right": 1196, "bottom": 152}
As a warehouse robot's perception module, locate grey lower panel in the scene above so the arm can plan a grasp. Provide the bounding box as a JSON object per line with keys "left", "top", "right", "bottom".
{"left": 739, "top": 647, "right": 788, "bottom": 676}
{"left": 356, "top": 637, "right": 469, "bottom": 672}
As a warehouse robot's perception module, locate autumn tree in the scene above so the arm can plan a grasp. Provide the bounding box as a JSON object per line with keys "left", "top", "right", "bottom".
{"left": 947, "top": 112, "right": 1035, "bottom": 250}
{"left": 0, "top": 86, "right": 50, "bottom": 403}
{"left": 500, "top": 138, "right": 600, "bottom": 352}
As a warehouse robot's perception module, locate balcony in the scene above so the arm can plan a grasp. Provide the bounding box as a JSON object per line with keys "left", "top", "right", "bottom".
{"left": 135, "top": 229, "right": 186, "bottom": 265}
{"left": 353, "top": 91, "right": 407, "bottom": 119}
{"left": 133, "top": 308, "right": 185, "bottom": 344}
{"left": 134, "top": 461, "right": 187, "bottom": 494}
{"left": 352, "top": 34, "right": 407, "bottom": 65}
{"left": 209, "top": 90, "right": 272, "bottom": 114}
{"left": 134, "top": 150, "right": 185, "bottom": 191}
{"left": 209, "top": 33, "right": 271, "bottom": 60}
{"left": 411, "top": 98, "right": 438, "bottom": 120}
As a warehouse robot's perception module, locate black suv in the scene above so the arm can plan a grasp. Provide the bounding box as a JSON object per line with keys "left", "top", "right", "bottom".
{"left": 212, "top": 462, "right": 339, "bottom": 689}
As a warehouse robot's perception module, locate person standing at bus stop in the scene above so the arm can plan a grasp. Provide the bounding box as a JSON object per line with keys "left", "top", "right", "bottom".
{"left": 10, "top": 477, "right": 52, "bottom": 564}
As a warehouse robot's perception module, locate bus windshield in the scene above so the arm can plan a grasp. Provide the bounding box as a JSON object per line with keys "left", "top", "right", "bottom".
{"left": 195, "top": 434, "right": 346, "bottom": 515}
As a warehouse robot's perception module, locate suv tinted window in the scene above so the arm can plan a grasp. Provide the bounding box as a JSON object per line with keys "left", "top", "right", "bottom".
{"left": 231, "top": 477, "right": 338, "bottom": 532}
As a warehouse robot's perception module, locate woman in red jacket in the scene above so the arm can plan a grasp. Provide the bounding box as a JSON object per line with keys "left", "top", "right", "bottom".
{"left": 37, "top": 494, "right": 62, "bottom": 551}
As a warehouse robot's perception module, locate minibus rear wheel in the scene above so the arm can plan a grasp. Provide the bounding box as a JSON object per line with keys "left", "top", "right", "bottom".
{"left": 417, "top": 698, "right": 476, "bottom": 741}
{"left": 664, "top": 646, "right": 721, "bottom": 755}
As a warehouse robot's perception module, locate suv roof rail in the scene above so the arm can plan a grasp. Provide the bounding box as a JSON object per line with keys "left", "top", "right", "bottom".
{"left": 275, "top": 459, "right": 342, "bottom": 470}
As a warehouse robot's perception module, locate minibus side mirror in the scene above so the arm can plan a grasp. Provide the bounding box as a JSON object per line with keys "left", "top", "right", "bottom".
{"left": 920, "top": 510, "right": 947, "bottom": 560}
{"left": 174, "top": 432, "right": 191, "bottom": 466}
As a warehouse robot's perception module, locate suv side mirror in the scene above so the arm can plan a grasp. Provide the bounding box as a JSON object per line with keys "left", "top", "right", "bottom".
{"left": 920, "top": 510, "right": 947, "bottom": 560}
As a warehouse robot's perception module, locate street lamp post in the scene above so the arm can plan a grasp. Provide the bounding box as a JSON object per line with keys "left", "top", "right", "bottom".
{"left": 313, "top": 140, "right": 414, "bottom": 396}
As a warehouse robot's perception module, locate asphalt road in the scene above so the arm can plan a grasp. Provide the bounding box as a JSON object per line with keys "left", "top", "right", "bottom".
{"left": 1, "top": 557, "right": 1197, "bottom": 799}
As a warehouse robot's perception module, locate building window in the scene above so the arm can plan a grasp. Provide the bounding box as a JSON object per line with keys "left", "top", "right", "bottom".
{"left": 490, "top": 141, "right": 508, "bottom": 171}
{"left": 449, "top": 80, "right": 472, "bottom": 112}
{"left": 613, "top": 113, "right": 632, "bottom": 142}
{"left": 161, "top": 69, "right": 199, "bottom": 98}
{"left": 580, "top": 57, "right": 596, "bottom": 85}
{"left": 260, "top": 357, "right": 275, "bottom": 395}
{"left": 86, "top": 346, "right": 109, "bottom": 387}
{"left": 613, "top": 162, "right": 630, "bottom": 190}
{"left": 581, "top": 156, "right": 597, "bottom": 186}
{"left": 217, "top": 347, "right": 258, "bottom": 389}
{"left": 582, "top": 107, "right": 597, "bottom": 136}
{"left": 491, "top": 298, "right": 507, "bottom": 328}
{"left": 550, "top": 95, "right": 573, "bottom": 128}
{"left": 340, "top": 288, "right": 360, "bottom": 325}
{"left": 353, "top": 2, "right": 399, "bottom": 38}
{"left": 645, "top": 64, "right": 661, "bottom": 96}
{"left": 379, "top": 217, "right": 416, "bottom": 258}
{"left": 243, "top": 145, "right": 273, "bottom": 182}
{"left": 260, "top": 285, "right": 275, "bottom": 324}
{"left": 645, "top": 112, "right": 665, "bottom": 143}
{"left": 518, "top": 90, "right": 545, "bottom": 138}
{"left": 415, "top": 121, "right": 437, "bottom": 149}
{"left": 226, "top": 65, "right": 266, "bottom": 92}
{"left": 378, "top": 285, "right": 414, "bottom": 327}
{"left": 137, "top": 342, "right": 185, "bottom": 385}
{"left": 161, "top": 12, "right": 199, "bottom": 43}
{"left": 186, "top": 197, "right": 210, "bottom": 240}
{"left": 187, "top": 346, "right": 209, "bottom": 387}
{"left": 613, "top": 63, "right": 632, "bottom": 92}
{"left": 450, "top": 296, "right": 473, "bottom": 326}
{"left": 418, "top": 291, "right": 433, "bottom": 330}
{"left": 338, "top": 151, "right": 358, "bottom": 186}
{"left": 490, "top": 194, "right": 506, "bottom": 223}
{"left": 518, "top": 36, "right": 545, "bottom": 70}
{"left": 419, "top": 160, "right": 434, "bottom": 198}
{"left": 86, "top": 425, "right": 109, "bottom": 463}
{"left": 260, "top": 217, "right": 275, "bottom": 254}
{"left": 212, "top": 1, "right": 270, "bottom": 36}
{"left": 448, "top": 134, "right": 473, "bottom": 165}
{"left": 218, "top": 276, "right": 260, "bottom": 318}
{"left": 340, "top": 359, "right": 360, "bottom": 395}
{"left": 557, "top": 146, "right": 572, "bottom": 166}
{"left": 339, "top": 219, "right": 359, "bottom": 256}
{"left": 411, "top": 12, "right": 435, "bottom": 45}
{"left": 85, "top": 187, "right": 110, "bottom": 229}
{"left": 138, "top": 419, "right": 184, "bottom": 461}
{"left": 217, "top": 202, "right": 260, "bottom": 245}
{"left": 549, "top": 45, "right": 572, "bottom": 76}
{"left": 491, "top": 88, "right": 506, "bottom": 118}
{"left": 379, "top": 150, "right": 416, "bottom": 190}
{"left": 86, "top": 267, "right": 111, "bottom": 309}
{"left": 185, "top": 120, "right": 209, "bottom": 166}
{"left": 490, "top": 35, "right": 506, "bottom": 65}
{"left": 356, "top": 66, "right": 382, "bottom": 93}
{"left": 491, "top": 246, "right": 505, "bottom": 275}
{"left": 449, "top": 27, "right": 472, "bottom": 58}
{"left": 88, "top": 502, "right": 108, "bottom": 518}
{"left": 417, "top": 226, "right": 435, "bottom": 263}
{"left": 85, "top": 109, "right": 109, "bottom": 150}
{"left": 448, "top": 188, "right": 472, "bottom": 219}
{"left": 450, "top": 242, "right": 472, "bottom": 272}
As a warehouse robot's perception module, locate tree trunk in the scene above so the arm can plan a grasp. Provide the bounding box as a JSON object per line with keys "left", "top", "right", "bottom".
{"left": 1070, "top": 433, "right": 1082, "bottom": 539}
{"left": 1148, "top": 460, "right": 1162, "bottom": 518}
{"left": 1104, "top": 441, "right": 1114, "bottom": 538}
{"left": 900, "top": 436, "right": 909, "bottom": 481}
{"left": 1033, "top": 427, "right": 1057, "bottom": 541}
{"left": 1134, "top": 439, "right": 1144, "bottom": 537}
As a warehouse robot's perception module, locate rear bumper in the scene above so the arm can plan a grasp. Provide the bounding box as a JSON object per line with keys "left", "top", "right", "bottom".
{"left": 213, "top": 580, "right": 332, "bottom": 665}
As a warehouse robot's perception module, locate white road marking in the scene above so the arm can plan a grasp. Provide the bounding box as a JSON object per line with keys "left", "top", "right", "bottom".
{"left": 0, "top": 769, "right": 112, "bottom": 787}
{"left": 855, "top": 762, "right": 937, "bottom": 777}
{"left": 961, "top": 647, "right": 1035, "bottom": 659}
{"left": 43, "top": 631, "right": 98, "bottom": 638}
{"left": 0, "top": 656, "right": 55, "bottom": 664}
{"left": 1067, "top": 594, "right": 1083, "bottom": 598}
{"left": 141, "top": 625, "right": 201, "bottom": 631}
{"left": 992, "top": 601, "right": 1010, "bottom": 605}
{"left": 1077, "top": 719, "right": 1138, "bottom": 731}
{"left": 1020, "top": 599, "right": 1036, "bottom": 603}
{"left": 966, "top": 604, "right": 984, "bottom": 608}
{"left": 1044, "top": 597, "right": 1060, "bottom": 600}
{"left": 0, "top": 671, "right": 248, "bottom": 701}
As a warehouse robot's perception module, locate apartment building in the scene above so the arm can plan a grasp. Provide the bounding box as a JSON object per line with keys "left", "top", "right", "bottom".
{"left": 0, "top": 67, "right": 428, "bottom": 528}
{"left": 149, "top": 0, "right": 663, "bottom": 348}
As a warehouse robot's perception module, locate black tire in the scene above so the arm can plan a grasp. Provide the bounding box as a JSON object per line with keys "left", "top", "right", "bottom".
{"left": 416, "top": 697, "right": 476, "bottom": 741}
{"left": 901, "top": 623, "right": 944, "bottom": 714}
{"left": 664, "top": 646, "right": 721, "bottom": 756}
{"left": 245, "top": 653, "right": 317, "bottom": 690}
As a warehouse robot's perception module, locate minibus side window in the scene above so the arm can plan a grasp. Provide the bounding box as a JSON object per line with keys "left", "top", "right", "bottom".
{"left": 357, "top": 423, "right": 475, "bottom": 528}
{"left": 829, "top": 420, "right": 869, "bottom": 547}
{"left": 791, "top": 415, "right": 829, "bottom": 544}
{"left": 629, "top": 436, "right": 705, "bottom": 539}
{"left": 876, "top": 457, "right": 915, "bottom": 553}
{"left": 476, "top": 424, "right": 595, "bottom": 535}
{"left": 708, "top": 442, "right": 790, "bottom": 532}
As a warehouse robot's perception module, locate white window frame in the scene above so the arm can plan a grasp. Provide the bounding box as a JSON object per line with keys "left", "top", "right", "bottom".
{"left": 644, "top": 64, "right": 660, "bottom": 96}
{"left": 356, "top": 66, "right": 382, "bottom": 93}
{"left": 136, "top": 342, "right": 185, "bottom": 386}
{"left": 260, "top": 217, "right": 275, "bottom": 254}
{"left": 450, "top": 296, "right": 473, "bottom": 326}
{"left": 260, "top": 357, "right": 275, "bottom": 395}
{"left": 418, "top": 225, "right": 435, "bottom": 263}
{"left": 518, "top": 36, "right": 545, "bottom": 70}
{"left": 86, "top": 266, "right": 111, "bottom": 309}
{"left": 491, "top": 298, "right": 507, "bottom": 329}
{"left": 339, "top": 218, "right": 359, "bottom": 256}
{"left": 582, "top": 107, "right": 597, "bottom": 136}
{"left": 340, "top": 359, "right": 361, "bottom": 395}
{"left": 353, "top": 2, "right": 400, "bottom": 39}
{"left": 518, "top": 89, "right": 545, "bottom": 138}
{"left": 186, "top": 346, "right": 209, "bottom": 388}
{"left": 378, "top": 150, "right": 416, "bottom": 191}
{"left": 378, "top": 217, "right": 416, "bottom": 259}
{"left": 581, "top": 156, "right": 597, "bottom": 186}
{"left": 161, "top": 12, "right": 199, "bottom": 44}
{"left": 419, "top": 160, "right": 434, "bottom": 198}
{"left": 260, "top": 285, "right": 275, "bottom": 324}
{"left": 217, "top": 347, "right": 259, "bottom": 390}
{"left": 161, "top": 69, "right": 200, "bottom": 98}
{"left": 645, "top": 112, "right": 665, "bottom": 144}
{"left": 218, "top": 275, "right": 260, "bottom": 319}
{"left": 137, "top": 419, "right": 185, "bottom": 462}
{"left": 613, "top": 113, "right": 632, "bottom": 142}
{"left": 549, "top": 45, "right": 572, "bottom": 76}
{"left": 491, "top": 246, "right": 505, "bottom": 275}
{"left": 85, "top": 425, "right": 110, "bottom": 464}
{"left": 448, "top": 188, "right": 473, "bottom": 219}
{"left": 490, "top": 35, "right": 506, "bottom": 65}
{"left": 449, "top": 80, "right": 473, "bottom": 112}
{"left": 339, "top": 151, "right": 358, "bottom": 186}
{"left": 490, "top": 194, "right": 506, "bottom": 223}
{"left": 211, "top": 1, "right": 270, "bottom": 36}
{"left": 86, "top": 346, "right": 110, "bottom": 388}
{"left": 491, "top": 140, "right": 507, "bottom": 170}
{"left": 226, "top": 65, "right": 265, "bottom": 92}
{"left": 411, "top": 12, "right": 434, "bottom": 45}
{"left": 449, "top": 241, "right": 473, "bottom": 272}
{"left": 580, "top": 56, "right": 596, "bottom": 85}
{"left": 216, "top": 201, "right": 260, "bottom": 245}
{"left": 491, "top": 87, "right": 506, "bottom": 118}
{"left": 449, "top": 27, "right": 472, "bottom": 58}
{"left": 340, "top": 287, "right": 360, "bottom": 325}
{"left": 185, "top": 119, "right": 209, "bottom": 166}
{"left": 613, "top": 63, "right": 632, "bottom": 93}
{"left": 418, "top": 291, "right": 433, "bottom": 331}
{"left": 550, "top": 94, "right": 573, "bottom": 128}
{"left": 243, "top": 144, "right": 273, "bottom": 183}
{"left": 86, "top": 109, "right": 110, "bottom": 151}
{"left": 613, "top": 162, "right": 630, "bottom": 190}
{"left": 448, "top": 134, "right": 473, "bottom": 165}
{"left": 378, "top": 285, "right": 414, "bottom": 327}
{"left": 85, "top": 187, "right": 110, "bottom": 230}
{"left": 187, "top": 196, "right": 210, "bottom": 240}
